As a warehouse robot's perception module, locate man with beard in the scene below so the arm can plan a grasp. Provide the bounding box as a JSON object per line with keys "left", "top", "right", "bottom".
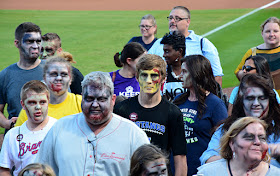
{"left": 36, "top": 71, "right": 149, "bottom": 176}
{"left": 148, "top": 6, "right": 223, "bottom": 86}
{"left": 0, "top": 22, "right": 44, "bottom": 131}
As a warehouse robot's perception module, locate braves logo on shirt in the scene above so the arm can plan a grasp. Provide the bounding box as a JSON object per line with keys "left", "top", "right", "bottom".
{"left": 129, "top": 112, "right": 138, "bottom": 121}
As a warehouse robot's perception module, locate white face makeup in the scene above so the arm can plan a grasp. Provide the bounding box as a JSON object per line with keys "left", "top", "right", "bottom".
{"left": 82, "top": 84, "right": 115, "bottom": 127}
{"left": 243, "top": 87, "right": 269, "bottom": 118}
{"left": 142, "top": 158, "right": 168, "bottom": 176}
{"left": 44, "top": 62, "right": 71, "bottom": 95}
{"left": 181, "top": 62, "right": 192, "bottom": 88}
{"left": 19, "top": 32, "right": 41, "bottom": 60}
{"left": 22, "top": 92, "right": 49, "bottom": 124}
{"left": 230, "top": 123, "right": 268, "bottom": 163}
{"left": 40, "top": 40, "right": 57, "bottom": 60}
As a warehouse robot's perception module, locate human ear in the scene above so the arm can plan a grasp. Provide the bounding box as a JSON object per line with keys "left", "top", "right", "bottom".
{"left": 14, "top": 40, "right": 20, "bottom": 48}
{"left": 20, "top": 100, "right": 26, "bottom": 110}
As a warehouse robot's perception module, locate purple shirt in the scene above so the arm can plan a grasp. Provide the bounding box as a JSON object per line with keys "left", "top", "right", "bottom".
{"left": 110, "top": 70, "right": 140, "bottom": 97}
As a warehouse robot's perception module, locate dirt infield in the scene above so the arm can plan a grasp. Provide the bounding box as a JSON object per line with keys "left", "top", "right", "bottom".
{"left": 0, "top": 0, "right": 279, "bottom": 11}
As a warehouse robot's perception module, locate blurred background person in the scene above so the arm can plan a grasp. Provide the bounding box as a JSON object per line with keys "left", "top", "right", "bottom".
{"left": 228, "top": 55, "right": 280, "bottom": 115}
{"left": 128, "top": 14, "right": 157, "bottom": 51}
{"left": 130, "top": 144, "right": 168, "bottom": 176}
{"left": 197, "top": 117, "right": 280, "bottom": 175}
{"left": 41, "top": 33, "right": 84, "bottom": 95}
{"left": 15, "top": 56, "right": 82, "bottom": 126}
{"left": 173, "top": 55, "right": 227, "bottom": 176}
{"left": 200, "top": 74, "right": 280, "bottom": 167}
{"left": 111, "top": 42, "right": 146, "bottom": 98}
{"left": 161, "top": 31, "right": 186, "bottom": 101}
{"left": 235, "top": 17, "right": 280, "bottom": 94}
{"left": 18, "top": 163, "right": 56, "bottom": 176}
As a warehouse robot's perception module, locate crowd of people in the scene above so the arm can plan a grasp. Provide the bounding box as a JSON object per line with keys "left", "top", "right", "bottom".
{"left": 0, "top": 5, "right": 279, "bottom": 176}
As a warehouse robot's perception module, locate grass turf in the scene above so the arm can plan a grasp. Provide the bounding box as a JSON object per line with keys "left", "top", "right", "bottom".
{"left": 0, "top": 8, "right": 279, "bottom": 133}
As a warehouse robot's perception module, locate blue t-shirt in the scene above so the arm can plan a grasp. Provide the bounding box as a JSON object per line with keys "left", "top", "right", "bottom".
{"left": 174, "top": 93, "right": 228, "bottom": 176}
{"left": 128, "top": 36, "right": 157, "bottom": 51}
{"left": 110, "top": 70, "right": 140, "bottom": 98}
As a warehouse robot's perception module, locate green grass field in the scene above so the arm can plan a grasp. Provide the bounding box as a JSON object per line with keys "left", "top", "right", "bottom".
{"left": 0, "top": 8, "right": 279, "bottom": 133}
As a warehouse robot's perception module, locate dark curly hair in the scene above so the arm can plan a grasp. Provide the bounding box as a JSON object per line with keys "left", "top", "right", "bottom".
{"left": 160, "top": 31, "right": 186, "bottom": 56}
{"left": 173, "top": 55, "right": 217, "bottom": 119}
{"left": 221, "top": 74, "right": 280, "bottom": 141}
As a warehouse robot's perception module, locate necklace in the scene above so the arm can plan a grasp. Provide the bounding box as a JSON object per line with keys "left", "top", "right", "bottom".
{"left": 228, "top": 160, "right": 234, "bottom": 176}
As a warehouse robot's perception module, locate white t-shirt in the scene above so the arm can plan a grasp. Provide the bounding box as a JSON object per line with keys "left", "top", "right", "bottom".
{"left": 0, "top": 117, "right": 57, "bottom": 176}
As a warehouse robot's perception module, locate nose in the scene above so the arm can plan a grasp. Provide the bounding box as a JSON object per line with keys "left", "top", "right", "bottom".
{"left": 253, "top": 98, "right": 260, "bottom": 106}
{"left": 56, "top": 74, "right": 62, "bottom": 80}
{"left": 91, "top": 99, "right": 99, "bottom": 107}
{"left": 35, "top": 103, "right": 41, "bottom": 110}
{"left": 31, "top": 41, "right": 39, "bottom": 48}
{"left": 254, "top": 137, "right": 261, "bottom": 145}
{"left": 42, "top": 50, "right": 47, "bottom": 58}
{"left": 179, "top": 73, "right": 183, "bottom": 81}
{"left": 146, "top": 75, "right": 153, "bottom": 83}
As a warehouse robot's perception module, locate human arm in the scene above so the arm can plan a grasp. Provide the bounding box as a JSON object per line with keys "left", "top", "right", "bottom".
{"left": 0, "top": 104, "right": 17, "bottom": 129}
{"left": 227, "top": 87, "right": 239, "bottom": 116}
{"left": 0, "top": 167, "right": 11, "bottom": 176}
{"left": 174, "top": 155, "right": 187, "bottom": 176}
{"left": 234, "top": 49, "right": 253, "bottom": 80}
{"left": 201, "top": 38, "right": 223, "bottom": 80}
{"left": 200, "top": 127, "right": 223, "bottom": 165}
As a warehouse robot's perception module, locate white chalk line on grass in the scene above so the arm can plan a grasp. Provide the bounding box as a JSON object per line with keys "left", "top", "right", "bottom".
{"left": 202, "top": 0, "right": 280, "bottom": 37}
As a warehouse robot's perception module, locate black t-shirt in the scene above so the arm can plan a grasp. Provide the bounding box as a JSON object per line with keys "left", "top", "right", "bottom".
{"left": 70, "top": 66, "right": 84, "bottom": 95}
{"left": 114, "top": 95, "right": 187, "bottom": 155}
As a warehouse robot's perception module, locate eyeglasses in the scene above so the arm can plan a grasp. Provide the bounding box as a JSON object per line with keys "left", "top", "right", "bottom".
{"left": 139, "top": 25, "right": 153, "bottom": 30}
{"left": 167, "top": 16, "right": 188, "bottom": 22}
{"left": 242, "top": 65, "right": 256, "bottom": 72}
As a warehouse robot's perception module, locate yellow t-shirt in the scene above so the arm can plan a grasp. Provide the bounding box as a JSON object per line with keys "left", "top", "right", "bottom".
{"left": 234, "top": 46, "right": 280, "bottom": 94}
{"left": 15, "top": 92, "right": 82, "bottom": 126}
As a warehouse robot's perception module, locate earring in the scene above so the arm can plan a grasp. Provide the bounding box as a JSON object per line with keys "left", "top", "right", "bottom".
{"left": 175, "top": 57, "right": 179, "bottom": 62}
{"left": 233, "top": 152, "right": 236, "bottom": 159}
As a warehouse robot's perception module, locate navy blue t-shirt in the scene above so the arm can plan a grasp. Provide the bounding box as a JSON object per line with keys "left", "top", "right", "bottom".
{"left": 128, "top": 36, "right": 157, "bottom": 51}
{"left": 174, "top": 93, "right": 228, "bottom": 176}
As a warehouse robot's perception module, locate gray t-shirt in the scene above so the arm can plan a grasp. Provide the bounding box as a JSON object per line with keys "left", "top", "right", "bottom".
{"left": 0, "top": 61, "right": 44, "bottom": 119}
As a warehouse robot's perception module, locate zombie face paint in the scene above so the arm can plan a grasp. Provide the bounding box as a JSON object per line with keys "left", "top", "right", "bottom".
{"left": 181, "top": 62, "right": 192, "bottom": 88}
{"left": 22, "top": 169, "right": 44, "bottom": 176}
{"left": 230, "top": 123, "right": 268, "bottom": 163}
{"left": 243, "top": 87, "right": 269, "bottom": 118}
{"left": 40, "top": 41, "right": 58, "bottom": 60}
{"left": 82, "top": 84, "right": 115, "bottom": 126}
{"left": 19, "top": 32, "right": 41, "bottom": 60}
{"left": 138, "top": 68, "right": 162, "bottom": 94}
{"left": 44, "top": 62, "right": 71, "bottom": 95}
{"left": 143, "top": 158, "right": 168, "bottom": 176}
{"left": 23, "top": 91, "right": 49, "bottom": 124}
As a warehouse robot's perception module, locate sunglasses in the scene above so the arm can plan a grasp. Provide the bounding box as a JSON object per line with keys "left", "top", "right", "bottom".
{"left": 242, "top": 65, "right": 256, "bottom": 72}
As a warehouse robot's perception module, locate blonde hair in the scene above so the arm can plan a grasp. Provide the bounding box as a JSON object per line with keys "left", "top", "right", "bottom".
{"left": 260, "top": 17, "right": 280, "bottom": 32}
{"left": 57, "top": 51, "right": 76, "bottom": 64}
{"left": 18, "top": 163, "right": 56, "bottom": 176}
{"left": 220, "top": 117, "right": 269, "bottom": 162}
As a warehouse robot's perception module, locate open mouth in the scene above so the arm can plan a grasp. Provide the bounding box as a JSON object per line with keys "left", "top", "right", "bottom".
{"left": 34, "top": 112, "right": 42, "bottom": 117}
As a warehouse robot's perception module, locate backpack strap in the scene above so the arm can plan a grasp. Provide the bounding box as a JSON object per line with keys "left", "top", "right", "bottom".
{"left": 200, "top": 37, "right": 204, "bottom": 52}
{"left": 112, "top": 71, "right": 117, "bottom": 83}
{"left": 251, "top": 47, "right": 257, "bottom": 56}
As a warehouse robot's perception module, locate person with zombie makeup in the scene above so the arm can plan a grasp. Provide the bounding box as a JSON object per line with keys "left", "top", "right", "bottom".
{"left": 41, "top": 32, "right": 84, "bottom": 95}
{"left": 128, "top": 14, "right": 158, "bottom": 51}
{"left": 200, "top": 74, "right": 280, "bottom": 168}
{"left": 235, "top": 17, "right": 280, "bottom": 94}
{"left": 197, "top": 117, "right": 280, "bottom": 175}
{"left": 0, "top": 22, "right": 44, "bottom": 131}
{"left": 130, "top": 144, "right": 168, "bottom": 176}
{"left": 160, "top": 31, "right": 186, "bottom": 101}
{"left": 18, "top": 163, "right": 55, "bottom": 176}
{"left": 15, "top": 57, "right": 82, "bottom": 126}
{"left": 0, "top": 80, "right": 57, "bottom": 176}
{"left": 35, "top": 71, "right": 149, "bottom": 176}
{"left": 172, "top": 55, "right": 227, "bottom": 176}
{"left": 148, "top": 6, "right": 223, "bottom": 86}
{"left": 228, "top": 55, "right": 280, "bottom": 116}
{"left": 114, "top": 54, "right": 187, "bottom": 176}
